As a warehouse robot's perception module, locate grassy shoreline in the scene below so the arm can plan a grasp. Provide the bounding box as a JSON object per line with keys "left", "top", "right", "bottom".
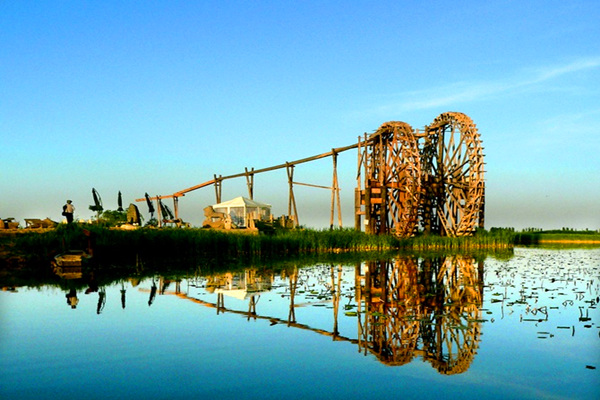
{"left": 4, "top": 225, "right": 600, "bottom": 268}
{"left": 1, "top": 224, "right": 515, "bottom": 267}
{"left": 3, "top": 225, "right": 598, "bottom": 273}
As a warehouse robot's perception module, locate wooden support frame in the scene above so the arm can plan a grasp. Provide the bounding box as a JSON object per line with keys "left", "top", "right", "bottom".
{"left": 330, "top": 151, "right": 342, "bottom": 229}
{"left": 214, "top": 174, "right": 222, "bottom": 204}
{"left": 136, "top": 143, "right": 359, "bottom": 228}
{"left": 286, "top": 163, "right": 299, "bottom": 227}
{"left": 245, "top": 167, "right": 254, "bottom": 200}
{"left": 135, "top": 112, "right": 484, "bottom": 237}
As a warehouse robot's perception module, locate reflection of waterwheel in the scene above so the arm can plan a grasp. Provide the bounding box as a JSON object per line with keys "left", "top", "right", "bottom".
{"left": 359, "top": 258, "right": 421, "bottom": 365}
{"left": 420, "top": 112, "right": 485, "bottom": 236}
{"left": 420, "top": 255, "right": 482, "bottom": 375}
{"left": 363, "top": 122, "right": 421, "bottom": 237}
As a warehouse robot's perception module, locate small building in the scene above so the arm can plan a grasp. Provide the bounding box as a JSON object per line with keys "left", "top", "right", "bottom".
{"left": 212, "top": 196, "right": 271, "bottom": 228}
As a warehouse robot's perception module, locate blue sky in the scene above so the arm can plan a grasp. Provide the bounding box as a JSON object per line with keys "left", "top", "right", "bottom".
{"left": 2, "top": 1, "right": 599, "bottom": 230}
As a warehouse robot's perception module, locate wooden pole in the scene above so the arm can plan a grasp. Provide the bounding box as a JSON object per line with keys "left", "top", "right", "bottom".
{"left": 173, "top": 196, "right": 179, "bottom": 219}
{"left": 214, "top": 174, "right": 222, "bottom": 204}
{"left": 330, "top": 151, "right": 342, "bottom": 229}
{"left": 286, "top": 163, "right": 299, "bottom": 227}
{"left": 156, "top": 197, "right": 162, "bottom": 227}
{"left": 330, "top": 152, "right": 336, "bottom": 230}
{"left": 355, "top": 135, "right": 363, "bottom": 231}
{"left": 245, "top": 167, "right": 254, "bottom": 200}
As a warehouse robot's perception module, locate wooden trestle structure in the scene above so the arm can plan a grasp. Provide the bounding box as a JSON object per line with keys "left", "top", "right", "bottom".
{"left": 137, "top": 111, "right": 484, "bottom": 237}
{"left": 136, "top": 143, "right": 356, "bottom": 229}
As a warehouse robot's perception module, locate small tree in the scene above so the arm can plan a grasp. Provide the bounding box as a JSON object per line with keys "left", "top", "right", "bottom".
{"left": 100, "top": 210, "right": 127, "bottom": 227}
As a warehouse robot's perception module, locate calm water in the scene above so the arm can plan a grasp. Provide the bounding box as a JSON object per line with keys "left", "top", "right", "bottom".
{"left": 1, "top": 247, "right": 599, "bottom": 399}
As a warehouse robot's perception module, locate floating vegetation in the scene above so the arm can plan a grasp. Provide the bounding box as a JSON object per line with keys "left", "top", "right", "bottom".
{"left": 467, "top": 318, "right": 488, "bottom": 323}
{"left": 484, "top": 247, "right": 600, "bottom": 348}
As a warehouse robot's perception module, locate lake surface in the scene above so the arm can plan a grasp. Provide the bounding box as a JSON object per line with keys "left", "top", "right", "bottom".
{"left": 1, "top": 247, "right": 599, "bottom": 399}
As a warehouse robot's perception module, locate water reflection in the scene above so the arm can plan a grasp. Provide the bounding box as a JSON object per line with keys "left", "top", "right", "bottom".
{"left": 204, "top": 270, "right": 272, "bottom": 315}
{"left": 4, "top": 248, "right": 598, "bottom": 400}
{"left": 120, "top": 255, "right": 484, "bottom": 373}
{"left": 356, "top": 256, "right": 483, "bottom": 374}
{"left": 53, "top": 264, "right": 83, "bottom": 280}
{"left": 41, "top": 249, "right": 598, "bottom": 376}
{"left": 65, "top": 288, "right": 78, "bottom": 308}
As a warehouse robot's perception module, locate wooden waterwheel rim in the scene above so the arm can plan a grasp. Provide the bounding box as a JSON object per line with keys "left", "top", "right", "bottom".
{"left": 421, "top": 112, "right": 485, "bottom": 236}
{"left": 366, "top": 121, "right": 421, "bottom": 237}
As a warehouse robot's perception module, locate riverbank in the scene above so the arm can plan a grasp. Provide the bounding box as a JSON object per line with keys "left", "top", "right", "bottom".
{"left": 0, "top": 224, "right": 514, "bottom": 269}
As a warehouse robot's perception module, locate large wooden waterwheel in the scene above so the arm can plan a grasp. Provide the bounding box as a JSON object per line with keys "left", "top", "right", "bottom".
{"left": 420, "top": 112, "right": 485, "bottom": 236}
{"left": 360, "top": 121, "right": 421, "bottom": 237}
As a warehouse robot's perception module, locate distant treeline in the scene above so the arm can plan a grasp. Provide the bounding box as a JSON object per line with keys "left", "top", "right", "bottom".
{"left": 513, "top": 229, "right": 600, "bottom": 245}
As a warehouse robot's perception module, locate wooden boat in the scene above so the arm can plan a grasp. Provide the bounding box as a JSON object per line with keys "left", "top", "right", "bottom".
{"left": 53, "top": 250, "right": 92, "bottom": 267}
{"left": 53, "top": 265, "right": 83, "bottom": 280}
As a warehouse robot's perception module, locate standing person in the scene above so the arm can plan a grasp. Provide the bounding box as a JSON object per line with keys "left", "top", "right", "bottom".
{"left": 63, "top": 200, "right": 75, "bottom": 223}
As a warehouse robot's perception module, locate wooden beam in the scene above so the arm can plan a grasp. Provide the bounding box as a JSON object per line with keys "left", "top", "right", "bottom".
{"left": 292, "top": 181, "right": 335, "bottom": 190}
{"left": 171, "top": 143, "right": 360, "bottom": 197}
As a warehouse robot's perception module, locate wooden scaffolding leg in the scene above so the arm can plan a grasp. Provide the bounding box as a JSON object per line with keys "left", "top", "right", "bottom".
{"left": 286, "top": 163, "right": 299, "bottom": 227}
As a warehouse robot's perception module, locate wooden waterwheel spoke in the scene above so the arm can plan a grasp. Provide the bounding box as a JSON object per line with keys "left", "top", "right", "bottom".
{"left": 445, "top": 128, "right": 466, "bottom": 166}
{"left": 358, "top": 112, "right": 483, "bottom": 237}
{"left": 421, "top": 112, "right": 484, "bottom": 236}
{"left": 362, "top": 121, "right": 421, "bottom": 237}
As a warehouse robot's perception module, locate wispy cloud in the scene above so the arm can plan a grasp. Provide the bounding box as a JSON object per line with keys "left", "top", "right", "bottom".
{"left": 538, "top": 107, "right": 600, "bottom": 142}
{"left": 373, "top": 57, "right": 600, "bottom": 115}
{"left": 527, "top": 57, "right": 600, "bottom": 84}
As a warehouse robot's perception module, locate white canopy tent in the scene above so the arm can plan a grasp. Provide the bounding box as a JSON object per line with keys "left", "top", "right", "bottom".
{"left": 212, "top": 196, "right": 271, "bottom": 228}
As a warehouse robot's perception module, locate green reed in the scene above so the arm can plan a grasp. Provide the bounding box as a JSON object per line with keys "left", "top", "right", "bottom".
{"left": 1, "top": 224, "right": 515, "bottom": 270}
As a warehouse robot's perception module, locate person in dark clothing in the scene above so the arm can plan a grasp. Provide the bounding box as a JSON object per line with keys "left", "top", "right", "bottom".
{"left": 63, "top": 200, "right": 75, "bottom": 223}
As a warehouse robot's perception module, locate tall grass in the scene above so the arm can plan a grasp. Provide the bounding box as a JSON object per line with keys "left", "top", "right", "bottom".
{"left": 407, "top": 228, "right": 515, "bottom": 251}
{"left": 2, "top": 224, "right": 515, "bottom": 269}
